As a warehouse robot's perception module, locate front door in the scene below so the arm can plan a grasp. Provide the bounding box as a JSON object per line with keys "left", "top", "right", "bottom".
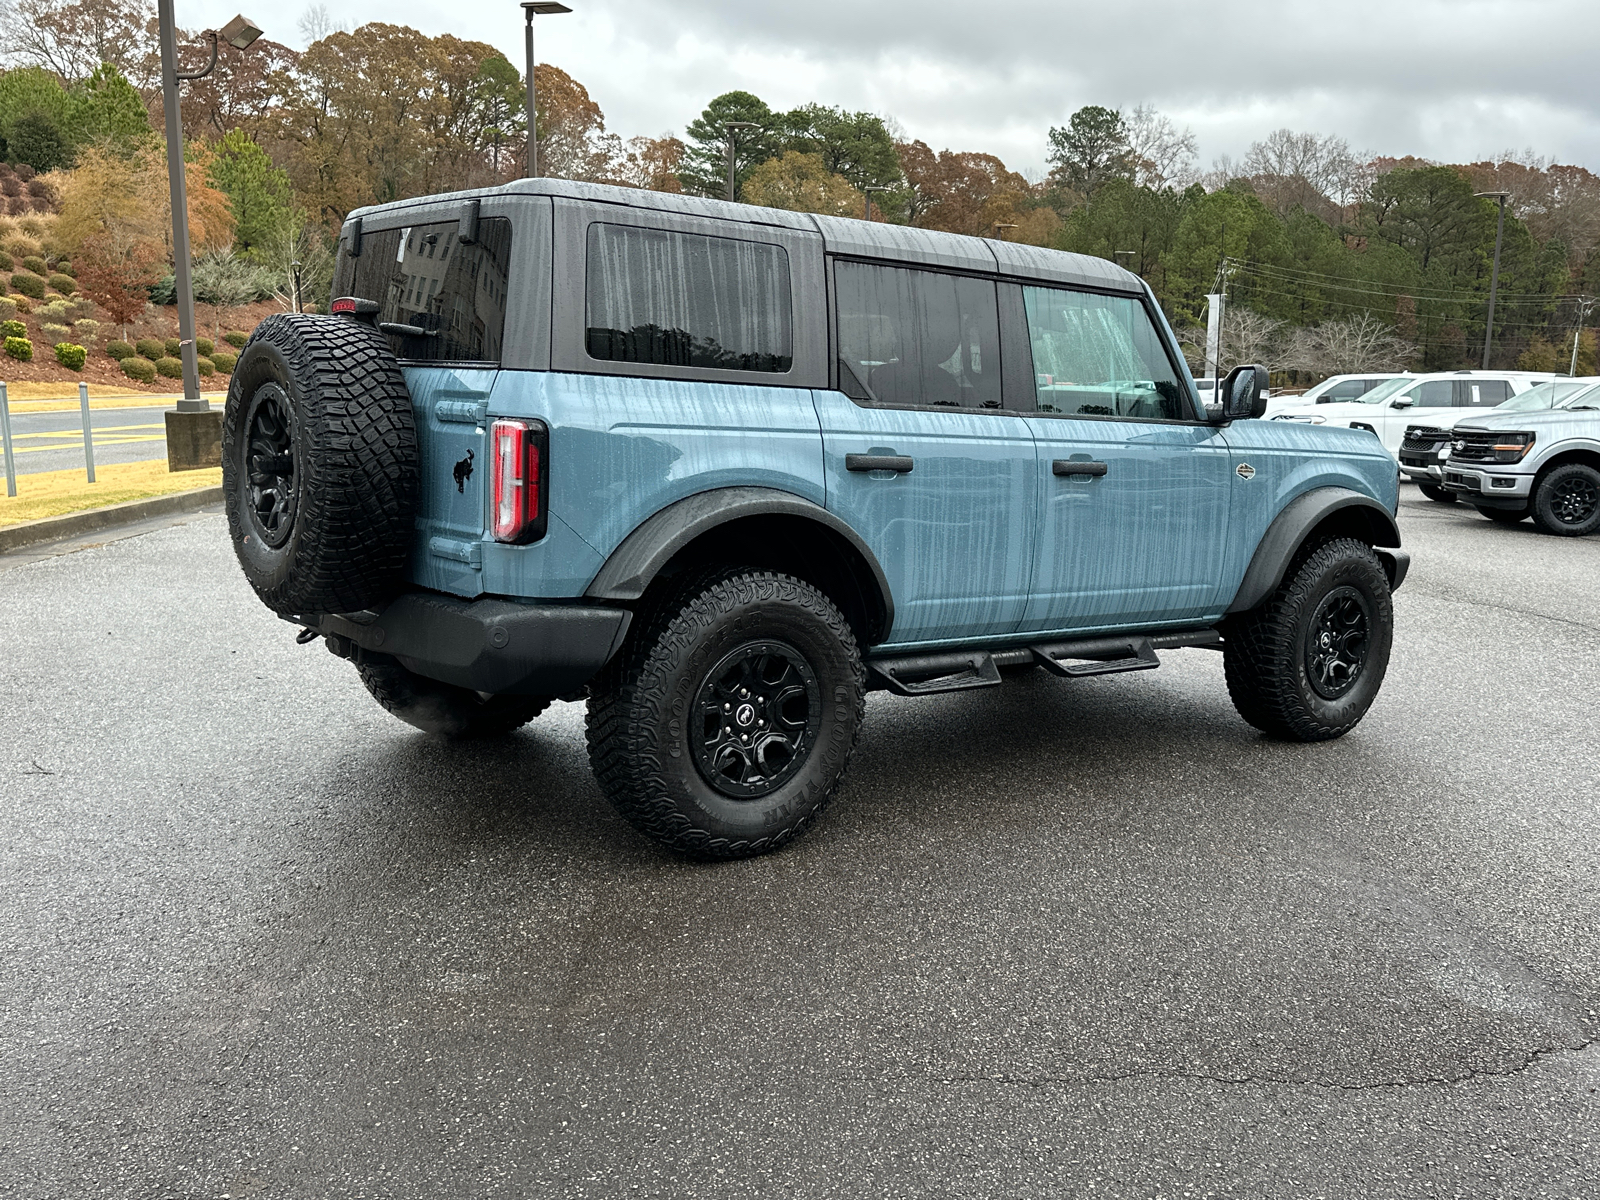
{"left": 820, "top": 260, "right": 1037, "bottom": 647}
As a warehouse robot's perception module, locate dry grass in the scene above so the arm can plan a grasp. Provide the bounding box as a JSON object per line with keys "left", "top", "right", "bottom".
{"left": 0, "top": 459, "right": 220, "bottom": 527}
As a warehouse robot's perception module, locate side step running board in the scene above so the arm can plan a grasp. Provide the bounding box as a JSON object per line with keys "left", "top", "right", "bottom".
{"left": 868, "top": 650, "right": 1002, "bottom": 697}
{"left": 1031, "top": 636, "right": 1159, "bottom": 677}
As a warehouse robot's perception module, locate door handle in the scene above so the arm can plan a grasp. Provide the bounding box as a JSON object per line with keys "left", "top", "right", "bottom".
{"left": 847, "top": 454, "right": 915, "bottom": 474}
{"left": 1053, "top": 459, "right": 1108, "bottom": 478}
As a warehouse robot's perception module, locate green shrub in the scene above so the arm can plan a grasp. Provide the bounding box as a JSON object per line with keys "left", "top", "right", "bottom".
{"left": 10, "top": 272, "right": 44, "bottom": 299}
{"left": 195, "top": 355, "right": 216, "bottom": 376}
{"left": 155, "top": 355, "right": 183, "bottom": 378}
{"left": 0, "top": 318, "right": 23, "bottom": 339}
{"left": 4, "top": 335, "right": 33, "bottom": 361}
{"left": 54, "top": 342, "right": 86, "bottom": 370}
{"left": 40, "top": 322, "right": 70, "bottom": 340}
{"left": 164, "top": 337, "right": 180, "bottom": 357}
{"left": 223, "top": 330, "right": 248, "bottom": 348}
{"left": 121, "top": 355, "right": 157, "bottom": 382}
{"left": 0, "top": 253, "right": 12, "bottom": 272}
{"left": 55, "top": 260, "right": 73, "bottom": 277}
{"left": 48, "top": 273, "right": 75, "bottom": 295}
{"left": 33, "top": 299, "right": 69, "bottom": 322}
{"left": 20, "top": 255, "right": 47, "bottom": 276}
{"left": 210, "top": 349, "right": 237, "bottom": 373}
{"left": 106, "top": 340, "right": 135, "bottom": 360}
{"left": 9, "top": 294, "right": 32, "bottom": 314}
{"left": 195, "top": 336, "right": 214, "bottom": 357}
{"left": 72, "top": 318, "right": 99, "bottom": 344}
{"left": 135, "top": 337, "right": 165, "bottom": 360}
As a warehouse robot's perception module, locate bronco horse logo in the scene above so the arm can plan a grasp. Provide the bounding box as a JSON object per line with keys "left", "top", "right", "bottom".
{"left": 453, "top": 449, "right": 474, "bottom": 493}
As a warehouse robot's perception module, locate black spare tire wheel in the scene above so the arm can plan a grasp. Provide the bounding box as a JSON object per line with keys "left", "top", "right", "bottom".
{"left": 223, "top": 314, "right": 419, "bottom": 616}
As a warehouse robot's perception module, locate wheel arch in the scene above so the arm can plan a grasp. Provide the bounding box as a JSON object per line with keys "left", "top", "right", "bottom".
{"left": 584, "top": 487, "right": 895, "bottom": 646}
{"left": 1227, "top": 486, "right": 1404, "bottom": 614}
{"left": 1531, "top": 445, "right": 1600, "bottom": 481}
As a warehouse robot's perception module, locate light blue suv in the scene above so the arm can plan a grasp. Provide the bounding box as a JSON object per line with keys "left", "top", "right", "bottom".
{"left": 221, "top": 180, "right": 1408, "bottom": 858}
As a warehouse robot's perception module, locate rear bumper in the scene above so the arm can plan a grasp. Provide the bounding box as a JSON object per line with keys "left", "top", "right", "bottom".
{"left": 308, "top": 592, "right": 632, "bottom": 697}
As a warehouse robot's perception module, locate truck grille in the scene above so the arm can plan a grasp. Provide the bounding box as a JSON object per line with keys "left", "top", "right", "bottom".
{"left": 1401, "top": 426, "right": 1450, "bottom": 454}
{"left": 1449, "top": 431, "right": 1500, "bottom": 463}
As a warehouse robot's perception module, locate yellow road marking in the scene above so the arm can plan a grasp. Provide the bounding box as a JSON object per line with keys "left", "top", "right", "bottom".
{"left": 12, "top": 423, "right": 165, "bottom": 439}
{"left": 16, "top": 435, "right": 168, "bottom": 454}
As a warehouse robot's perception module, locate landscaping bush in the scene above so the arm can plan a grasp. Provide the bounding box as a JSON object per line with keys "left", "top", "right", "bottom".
{"left": 196, "top": 356, "right": 216, "bottom": 376}
{"left": 121, "top": 355, "right": 156, "bottom": 382}
{"left": 196, "top": 336, "right": 214, "bottom": 357}
{"left": 4, "top": 335, "right": 33, "bottom": 361}
{"left": 0, "top": 318, "right": 23, "bottom": 339}
{"left": 223, "top": 330, "right": 248, "bottom": 348}
{"left": 72, "top": 318, "right": 99, "bottom": 344}
{"left": 210, "top": 349, "right": 237, "bottom": 373}
{"left": 9, "top": 294, "right": 31, "bottom": 314}
{"left": 40, "top": 322, "right": 70, "bottom": 340}
{"left": 54, "top": 342, "right": 86, "bottom": 370}
{"left": 34, "top": 299, "right": 69, "bottom": 322}
{"left": 20, "top": 255, "right": 46, "bottom": 276}
{"left": 48, "top": 273, "right": 75, "bottom": 295}
{"left": 0, "top": 252, "right": 11, "bottom": 272}
{"left": 10, "top": 272, "right": 44, "bottom": 299}
{"left": 135, "top": 337, "right": 165, "bottom": 360}
{"left": 105, "top": 340, "right": 135, "bottom": 360}
{"left": 55, "top": 260, "right": 73, "bottom": 277}
{"left": 164, "top": 337, "right": 180, "bottom": 357}
{"left": 155, "top": 355, "right": 183, "bottom": 378}
{"left": 0, "top": 296, "right": 14, "bottom": 318}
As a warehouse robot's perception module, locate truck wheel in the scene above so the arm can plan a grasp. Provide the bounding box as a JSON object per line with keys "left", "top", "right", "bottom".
{"left": 1530, "top": 463, "right": 1600, "bottom": 537}
{"left": 356, "top": 657, "right": 550, "bottom": 738}
{"left": 1417, "top": 483, "right": 1456, "bottom": 503}
{"left": 586, "top": 568, "right": 865, "bottom": 860}
{"left": 223, "top": 314, "right": 418, "bottom": 616}
{"left": 1222, "top": 538, "right": 1393, "bottom": 742}
{"left": 1474, "top": 505, "right": 1528, "bottom": 524}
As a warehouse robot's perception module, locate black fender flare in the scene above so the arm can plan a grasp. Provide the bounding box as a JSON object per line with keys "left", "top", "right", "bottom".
{"left": 584, "top": 486, "right": 896, "bottom": 642}
{"left": 1227, "top": 486, "right": 1407, "bottom": 614}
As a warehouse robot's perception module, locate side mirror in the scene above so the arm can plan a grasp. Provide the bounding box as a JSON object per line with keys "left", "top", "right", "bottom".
{"left": 1391, "top": 396, "right": 1414, "bottom": 409}
{"left": 1216, "top": 364, "right": 1269, "bottom": 421}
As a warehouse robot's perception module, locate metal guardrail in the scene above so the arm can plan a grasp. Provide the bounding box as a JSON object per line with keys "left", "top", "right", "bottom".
{"left": 1, "top": 380, "right": 104, "bottom": 495}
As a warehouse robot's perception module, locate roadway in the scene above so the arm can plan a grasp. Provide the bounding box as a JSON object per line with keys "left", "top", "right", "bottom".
{"left": 2, "top": 488, "right": 1596, "bottom": 1197}
{"left": 4, "top": 404, "right": 173, "bottom": 475}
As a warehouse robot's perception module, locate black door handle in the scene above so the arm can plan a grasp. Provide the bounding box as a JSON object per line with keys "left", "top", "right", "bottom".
{"left": 1053, "top": 459, "right": 1108, "bottom": 477}
{"left": 847, "top": 454, "right": 915, "bottom": 474}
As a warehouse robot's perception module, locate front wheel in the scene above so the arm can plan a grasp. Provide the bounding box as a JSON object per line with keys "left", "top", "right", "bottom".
{"left": 586, "top": 568, "right": 865, "bottom": 859}
{"left": 1531, "top": 463, "right": 1600, "bottom": 537}
{"left": 1223, "top": 538, "right": 1394, "bottom": 741}
{"left": 1417, "top": 483, "right": 1457, "bottom": 503}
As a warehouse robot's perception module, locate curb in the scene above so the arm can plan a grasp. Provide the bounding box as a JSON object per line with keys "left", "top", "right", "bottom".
{"left": 0, "top": 486, "right": 223, "bottom": 554}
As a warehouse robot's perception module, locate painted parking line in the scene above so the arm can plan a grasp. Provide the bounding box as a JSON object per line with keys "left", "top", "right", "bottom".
{"left": 15, "top": 435, "right": 168, "bottom": 454}
{"left": 12, "top": 423, "right": 165, "bottom": 440}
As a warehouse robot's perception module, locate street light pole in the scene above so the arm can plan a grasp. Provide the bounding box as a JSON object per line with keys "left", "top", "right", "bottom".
{"left": 862, "top": 185, "right": 891, "bottom": 222}
{"left": 521, "top": 2, "right": 572, "bottom": 179}
{"left": 724, "top": 121, "right": 759, "bottom": 202}
{"left": 1476, "top": 191, "right": 1509, "bottom": 369}
{"left": 1571, "top": 296, "right": 1596, "bottom": 376}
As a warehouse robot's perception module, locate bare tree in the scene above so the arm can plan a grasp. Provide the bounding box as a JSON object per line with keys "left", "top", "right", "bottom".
{"left": 296, "top": 3, "right": 340, "bottom": 44}
{"left": 1284, "top": 313, "right": 1417, "bottom": 376}
{"left": 1177, "top": 307, "right": 1288, "bottom": 374}
{"left": 1242, "top": 128, "right": 1367, "bottom": 217}
{"left": 1124, "top": 105, "right": 1197, "bottom": 190}
{"left": 0, "top": 0, "right": 157, "bottom": 87}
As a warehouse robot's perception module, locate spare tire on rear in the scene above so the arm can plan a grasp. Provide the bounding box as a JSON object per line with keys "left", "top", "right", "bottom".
{"left": 223, "top": 314, "right": 419, "bottom": 616}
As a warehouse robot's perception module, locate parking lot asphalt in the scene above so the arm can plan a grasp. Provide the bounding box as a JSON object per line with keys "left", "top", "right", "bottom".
{"left": 4, "top": 405, "right": 171, "bottom": 475}
{"left": 2, "top": 485, "right": 1597, "bottom": 1198}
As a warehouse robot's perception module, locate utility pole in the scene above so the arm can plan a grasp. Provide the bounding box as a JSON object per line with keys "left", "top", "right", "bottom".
{"left": 1475, "top": 191, "right": 1510, "bottom": 369}
{"left": 1571, "top": 296, "right": 1597, "bottom": 376}
{"left": 724, "top": 121, "right": 759, "bottom": 202}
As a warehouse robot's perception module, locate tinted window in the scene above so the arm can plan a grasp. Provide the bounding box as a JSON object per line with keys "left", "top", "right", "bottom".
{"left": 1322, "top": 380, "right": 1368, "bottom": 401}
{"left": 1465, "top": 379, "right": 1512, "bottom": 407}
{"left": 1411, "top": 381, "right": 1454, "bottom": 407}
{"left": 1020, "top": 286, "right": 1188, "bottom": 420}
{"left": 585, "top": 223, "right": 792, "bottom": 373}
{"left": 335, "top": 219, "right": 513, "bottom": 363}
{"left": 835, "top": 262, "right": 1000, "bottom": 408}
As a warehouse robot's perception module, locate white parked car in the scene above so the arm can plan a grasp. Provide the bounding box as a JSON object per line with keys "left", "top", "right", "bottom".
{"left": 1262, "top": 372, "right": 1411, "bottom": 418}
{"left": 1269, "top": 370, "right": 1557, "bottom": 459}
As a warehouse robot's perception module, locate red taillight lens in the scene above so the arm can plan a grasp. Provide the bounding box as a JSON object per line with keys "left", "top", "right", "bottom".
{"left": 489, "top": 419, "right": 548, "bottom": 543}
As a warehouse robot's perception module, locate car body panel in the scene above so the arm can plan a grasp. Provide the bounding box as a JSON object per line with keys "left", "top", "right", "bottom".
{"left": 1443, "top": 406, "right": 1600, "bottom": 501}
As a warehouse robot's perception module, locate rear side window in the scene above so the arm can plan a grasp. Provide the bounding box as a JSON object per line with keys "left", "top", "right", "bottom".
{"left": 835, "top": 261, "right": 1001, "bottom": 408}
{"left": 585, "top": 223, "right": 793, "bottom": 373}
{"left": 337, "top": 218, "right": 513, "bottom": 363}
{"left": 1020, "top": 286, "right": 1187, "bottom": 420}
{"left": 1462, "top": 379, "right": 1512, "bottom": 407}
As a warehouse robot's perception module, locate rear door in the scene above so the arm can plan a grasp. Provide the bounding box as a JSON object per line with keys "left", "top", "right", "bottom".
{"left": 820, "top": 259, "right": 1036, "bottom": 647}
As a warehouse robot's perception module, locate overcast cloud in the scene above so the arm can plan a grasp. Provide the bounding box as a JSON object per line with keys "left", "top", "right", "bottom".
{"left": 186, "top": 0, "right": 1600, "bottom": 174}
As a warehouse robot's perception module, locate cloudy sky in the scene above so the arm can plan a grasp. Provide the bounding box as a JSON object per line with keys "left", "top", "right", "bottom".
{"left": 189, "top": 0, "right": 1600, "bottom": 175}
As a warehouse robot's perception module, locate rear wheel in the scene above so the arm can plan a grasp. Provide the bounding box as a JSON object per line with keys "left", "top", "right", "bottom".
{"left": 1475, "top": 505, "right": 1529, "bottom": 525}
{"left": 1530, "top": 463, "right": 1600, "bottom": 537}
{"left": 1223, "top": 538, "right": 1393, "bottom": 741}
{"left": 1417, "top": 483, "right": 1457, "bottom": 503}
{"left": 586, "top": 568, "right": 865, "bottom": 859}
{"left": 357, "top": 657, "right": 550, "bottom": 738}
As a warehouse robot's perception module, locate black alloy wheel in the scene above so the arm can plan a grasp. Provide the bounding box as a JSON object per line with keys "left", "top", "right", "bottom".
{"left": 1532, "top": 463, "right": 1600, "bottom": 537}
{"left": 1303, "top": 587, "right": 1371, "bottom": 700}
{"left": 693, "top": 641, "right": 821, "bottom": 799}
{"left": 243, "top": 382, "right": 298, "bottom": 548}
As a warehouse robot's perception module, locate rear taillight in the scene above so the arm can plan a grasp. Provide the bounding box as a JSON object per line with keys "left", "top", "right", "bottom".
{"left": 489, "top": 418, "right": 548, "bottom": 544}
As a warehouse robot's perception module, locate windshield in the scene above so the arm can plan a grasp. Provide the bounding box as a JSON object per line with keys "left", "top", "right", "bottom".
{"left": 1495, "top": 380, "right": 1594, "bottom": 412}
{"left": 1351, "top": 376, "right": 1416, "bottom": 405}
{"left": 1557, "top": 381, "right": 1600, "bottom": 410}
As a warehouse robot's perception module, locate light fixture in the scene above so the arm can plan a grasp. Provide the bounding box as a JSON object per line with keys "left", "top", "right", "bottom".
{"left": 220, "top": 14, "right": 263, "bottom": 50}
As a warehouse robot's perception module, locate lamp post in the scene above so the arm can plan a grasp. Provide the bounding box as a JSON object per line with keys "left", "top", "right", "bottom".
{"left": 1475, "top": 190, "right": 1510, "bottom": 369}
{"left": 724, "top": 121, "right": 759, "bottom": 202}
{"left": 1571, "top": 296, "right": 1597, "bottom": 376}
{"left": 157, "top": 4, "right": 261, "bottom": 469}
{"left": 862, "top": 185, "right": 891, "bottom": 222}
{"left": 521, "top": 2, "right": 571, "bottom": 179}
{"left": 991, "top": 223, "right": 1017, "bottom": 241}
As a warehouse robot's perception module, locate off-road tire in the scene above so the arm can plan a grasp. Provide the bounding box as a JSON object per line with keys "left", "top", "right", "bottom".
{"left": 1530, "top": 462, "right": 1600, "bottom": 537}
{"left": 586, "top": 568, "right": 866, "bottom": 860}
{"left": 356, "top": 657, "right": 550, "bottom": 738}
{"left": 1222, "top": 538, "right": 1393, "bottom": 742}
{"left": 1417, "top": 483, "right": 1456, "bottom": 503}
{"left": 1475, "top": 505, "right": 1529, "bottom": 525}
{"left": 223, "top": 314, "right": 418, "bottom": 615}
